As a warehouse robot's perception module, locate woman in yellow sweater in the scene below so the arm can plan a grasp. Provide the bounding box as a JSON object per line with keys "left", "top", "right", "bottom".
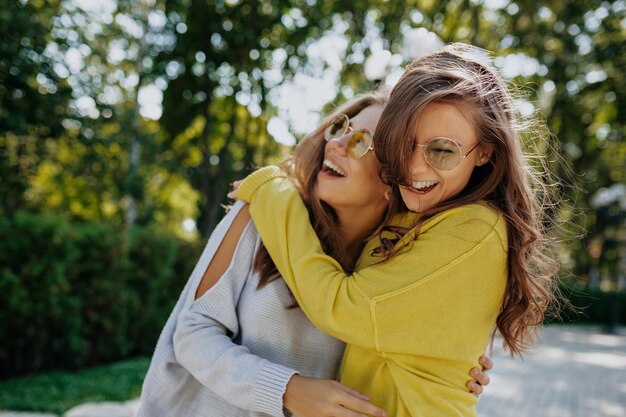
{"left": 235, "top": 43, "right": 560, "bottom": 416}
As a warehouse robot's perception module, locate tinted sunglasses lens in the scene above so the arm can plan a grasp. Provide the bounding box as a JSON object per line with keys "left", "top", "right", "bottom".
{"left": 348, "top": 130, "right": 373, "bottom": 159}
{"left": 425, "top": 137, "right": 462, "bottom": 170}
{"left": 324, "top": 114, "right": 349, "bottom": 141}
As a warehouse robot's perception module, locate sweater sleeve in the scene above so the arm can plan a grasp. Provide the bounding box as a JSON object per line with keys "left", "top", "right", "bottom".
{"left": 235, "top": 166, "right": 507, "bottom": 353}
{"left": 173, "top": 217, "right": 297, "bottom": 417}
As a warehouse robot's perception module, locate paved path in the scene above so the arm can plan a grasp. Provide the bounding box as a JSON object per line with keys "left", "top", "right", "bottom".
{"left": 2, "top": 325, "right": 624, "bottom": 417}
{"left": 0, "top": 399, "right": 139, "bottom": 417}
{"left": 477, "top": 325, "right": 626, "bottom": 417}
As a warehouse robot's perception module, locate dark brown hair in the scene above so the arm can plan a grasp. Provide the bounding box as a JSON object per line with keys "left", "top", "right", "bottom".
{"left": 374, "top": 43, "right": 561, "bottom": 356}
{"left": 253, "top": 91, "right": 390, "bottom": 300}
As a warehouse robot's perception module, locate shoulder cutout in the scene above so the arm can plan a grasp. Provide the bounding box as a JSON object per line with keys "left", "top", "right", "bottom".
{"left": 194, "top": 204, "right": 252, "bottom": 300}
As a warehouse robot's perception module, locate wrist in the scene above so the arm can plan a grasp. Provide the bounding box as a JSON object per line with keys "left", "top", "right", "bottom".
{"left": 283, "top": 374, "right": 303, "bottom": 412}
{"left": 236, "top": 165, "right": 286, "bottom": 202}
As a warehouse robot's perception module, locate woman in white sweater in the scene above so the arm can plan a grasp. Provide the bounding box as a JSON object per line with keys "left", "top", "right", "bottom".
{"left": 137, "top": 91, "right": 492, "bottom": 417}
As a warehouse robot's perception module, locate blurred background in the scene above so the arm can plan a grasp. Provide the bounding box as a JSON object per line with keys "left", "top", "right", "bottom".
{"left": 1, "top": 0, "right": 625, "bottom": 414}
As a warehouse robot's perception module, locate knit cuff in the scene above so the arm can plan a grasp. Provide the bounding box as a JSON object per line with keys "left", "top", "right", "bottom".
{"left": 252, "top": 363, "right": 299, "bottom": 417}
{"left": 236, "top": 165, "right": 287, "bottom": 203}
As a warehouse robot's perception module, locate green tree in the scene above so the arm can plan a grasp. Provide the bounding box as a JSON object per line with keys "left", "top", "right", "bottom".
{"left": 23, "top": 0, "right": 200, "bottom": 234}
{"left": 0, "top": 0, "right": 72, "bottom": 215}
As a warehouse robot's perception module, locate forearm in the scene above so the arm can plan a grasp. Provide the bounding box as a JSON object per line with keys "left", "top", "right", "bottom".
{"left": 174, "top": 308, "right": 296, "bottom": 416}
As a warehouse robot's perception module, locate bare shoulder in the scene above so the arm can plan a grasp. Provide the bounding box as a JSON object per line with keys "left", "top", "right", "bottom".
{"left": 194, "top": 204, "right": 252, "bottom": 299}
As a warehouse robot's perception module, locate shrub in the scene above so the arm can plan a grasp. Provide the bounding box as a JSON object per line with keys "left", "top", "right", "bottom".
{"left": 0, "top": 212, "right": 202, "bottom": 378}
{"left": 550, "top": 283, "right": 626, "bottom": 325}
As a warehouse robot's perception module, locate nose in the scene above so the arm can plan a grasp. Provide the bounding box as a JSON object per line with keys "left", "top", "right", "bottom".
{"left": 327, "top": 131, "right": 351, "bottom": 156}
{"left": 409, "top": 146, "right": 430, "bottom": 175}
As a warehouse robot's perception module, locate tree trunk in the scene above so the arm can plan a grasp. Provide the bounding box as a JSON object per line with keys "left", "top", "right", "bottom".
{"left": 125, "top": 14, "right": 149, "bottom": 227}
{"left": 199, "top": 89, "right": 239, "bottom": 237}
{"left": 242, "top": 108, "right": 255, "bottom": 171}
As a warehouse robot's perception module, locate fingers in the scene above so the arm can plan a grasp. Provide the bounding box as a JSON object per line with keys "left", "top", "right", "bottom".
{"left": 467, "top": 380, "right": 483, "bottom": 397}
{"left": 337, "top": 390, "right": 387, "bottom": 417}
{"left": 227, "top": 180, "right": 243, "bottom": 199}
{"left": 471, "top": 367, "right": 491, "bottom": 386}
{"left": 467, "top": 354, "right": 493, "bottom": 398}
{"left": 336, "top": 383, "right": 370, "bottom": 400}
{"left": 331, "top": 406, "right": 368, "bottom": 417}
{"left": 479, "top": 355, "right": 494, "bottom": 371}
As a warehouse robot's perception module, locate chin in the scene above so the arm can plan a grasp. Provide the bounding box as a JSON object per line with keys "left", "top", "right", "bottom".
{"left": 316, "top": 186, "right": 336, "bottom": 206}
{"left": 399, "top": 190, "right": 419, "bottom": 213}
{"left": 401, "top": 194, "right": 436, "bottom": 214}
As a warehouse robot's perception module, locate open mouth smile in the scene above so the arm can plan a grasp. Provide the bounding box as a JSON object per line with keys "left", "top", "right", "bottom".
{"left": 321, "top": 159, "right": 347, "bottom": 177}
{"left": 407, "top": 180, "right": 438, "bottom": 193}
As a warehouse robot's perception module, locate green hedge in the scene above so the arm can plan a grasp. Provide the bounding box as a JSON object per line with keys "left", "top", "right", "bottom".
{"left": 0, "top": 212, "right": 203, "bottom": 378}
{"left": 553, "top": 284, "right": 626, "bottom": 326}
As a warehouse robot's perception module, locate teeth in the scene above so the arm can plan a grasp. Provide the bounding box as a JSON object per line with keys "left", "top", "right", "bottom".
{"left": 323, "top": 160, "right": 347, "bottom": 177}
{"left": 411, "top": 180, "right": 438, "bottom": 190}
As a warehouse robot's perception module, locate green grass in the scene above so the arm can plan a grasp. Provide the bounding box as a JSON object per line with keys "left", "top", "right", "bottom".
{"left": 0, "top": 357, "right": 150, "bottom": 415}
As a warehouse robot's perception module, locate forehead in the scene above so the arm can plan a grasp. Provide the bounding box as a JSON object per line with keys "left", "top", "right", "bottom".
{"left": 350, "top": 104, "right": 384, "bottom": 133}
{"left": 413, "top": 102, "right": 477, "bottom": 144}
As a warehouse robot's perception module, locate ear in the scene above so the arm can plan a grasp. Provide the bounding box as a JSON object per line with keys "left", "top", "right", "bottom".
{"left": 475, "top": 146, "right": 494, "bottom": 167}
{"left": 384, "top": 188, "right": 392, "bottom": 201}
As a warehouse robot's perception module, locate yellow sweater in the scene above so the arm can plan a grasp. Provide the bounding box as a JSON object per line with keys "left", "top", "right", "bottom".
{"left": 236, "top": 166, "right": 508, "bottom": 417}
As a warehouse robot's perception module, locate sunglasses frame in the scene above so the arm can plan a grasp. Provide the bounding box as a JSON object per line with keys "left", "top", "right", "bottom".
{"left": 323, "top": 114, "right": 374, "bottom": 159}
{"left": 412, "top": 137, "right": 481, "bottom": 170}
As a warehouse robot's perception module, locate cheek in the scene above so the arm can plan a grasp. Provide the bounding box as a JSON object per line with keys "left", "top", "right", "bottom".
{"left": 443, "top": 168, "right": 473, "bottom": 194}
{"left": 358, "top": 170, "right": 386, "bottom": 200}
{"left": 362, "top": 158, "right": 381, "bottom": 180}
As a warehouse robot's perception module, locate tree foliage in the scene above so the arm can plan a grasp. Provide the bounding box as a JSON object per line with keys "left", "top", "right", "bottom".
{"left": 0, "top": 0, "right": 72, "bottom": 215}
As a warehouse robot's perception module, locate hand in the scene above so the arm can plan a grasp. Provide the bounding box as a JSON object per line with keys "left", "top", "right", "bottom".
{"left": 227, "top": 180, "right": 243, "bottom": 199}
{"left": 284, "top": 375, "right": 387, "bottom": 417}
{"left": 467, "top": 354, "right": 493, "bottom": 397}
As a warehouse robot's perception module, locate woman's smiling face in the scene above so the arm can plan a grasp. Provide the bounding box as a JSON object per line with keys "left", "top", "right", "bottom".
{"left": 399, "top": 102, "right": 489, "bottom": 213}
{"left": 316, "top": 104, "right": 390, "bottom": 213}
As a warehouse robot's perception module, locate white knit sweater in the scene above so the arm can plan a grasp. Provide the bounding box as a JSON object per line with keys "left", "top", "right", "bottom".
{"left": 137, "top": 201, "right": 345, "bottom": 417}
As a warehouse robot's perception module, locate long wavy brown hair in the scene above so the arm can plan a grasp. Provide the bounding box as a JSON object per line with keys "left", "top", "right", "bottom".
{"left": 253, "top": 91, "right": 390, "bottom": 299}
{"left": 373, "top": 43, "right": 561, "bottom": 357}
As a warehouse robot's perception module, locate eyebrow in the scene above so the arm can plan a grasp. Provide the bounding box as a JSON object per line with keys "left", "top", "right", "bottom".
{"left": 412, "top": 136, "right": 464, "bottom": 146}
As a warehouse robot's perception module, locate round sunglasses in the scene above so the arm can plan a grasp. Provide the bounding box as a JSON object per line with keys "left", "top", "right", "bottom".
{"left": 411, "top": 137, "right": 480, "bottom": 170}
{"left": 323, "top": 114, "right": 374, "bottom": 159}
